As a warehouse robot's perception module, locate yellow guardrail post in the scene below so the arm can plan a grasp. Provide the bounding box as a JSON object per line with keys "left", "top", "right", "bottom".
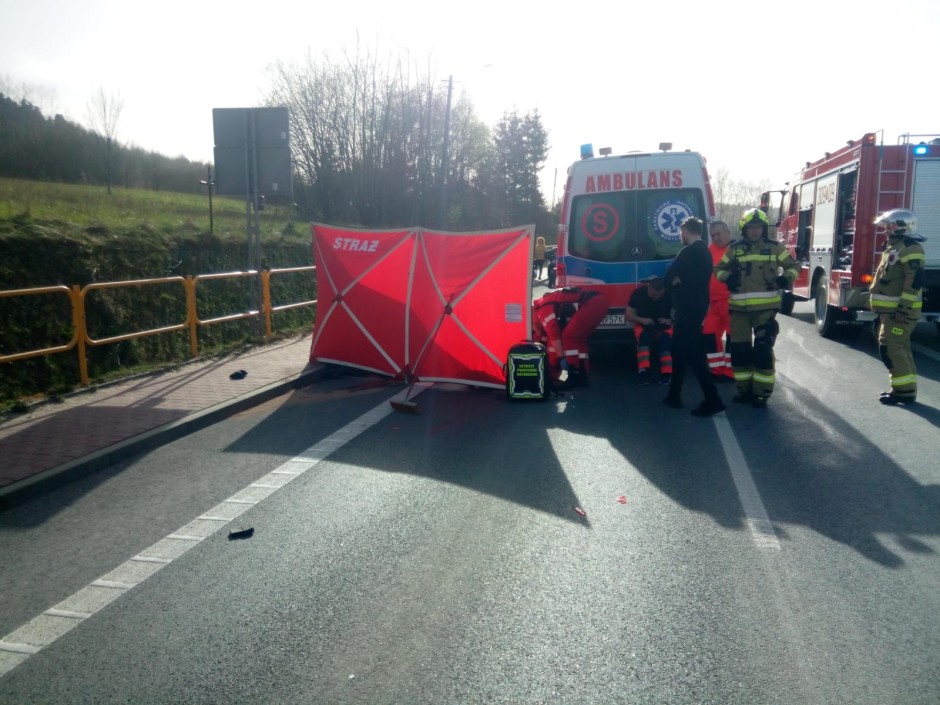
{"left": 262, "top": 269, "right": 273, "bottom": 338}
{"left": 185, "top": 275, "right": 198, "bottom": 357}
{"left": 71, "top": 284, "right": 89, "bottom": 386}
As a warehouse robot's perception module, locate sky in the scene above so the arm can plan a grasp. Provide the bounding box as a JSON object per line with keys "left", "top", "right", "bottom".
{"left": 3, "top": 0, "right": 940, "bottom": 209}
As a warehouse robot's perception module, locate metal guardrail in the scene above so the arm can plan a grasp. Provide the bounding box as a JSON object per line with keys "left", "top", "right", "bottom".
{"left": 0, "top": 267, "right": 317, "bottom": 386}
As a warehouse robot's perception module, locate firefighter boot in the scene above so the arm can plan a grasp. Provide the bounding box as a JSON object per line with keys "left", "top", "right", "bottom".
{"left": 879, "top": 391, "right": 916, "bottom": 405}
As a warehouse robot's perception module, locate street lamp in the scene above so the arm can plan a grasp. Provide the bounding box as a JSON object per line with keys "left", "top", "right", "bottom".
{"left": 199, "top": 165, "right": 215, "bottom": 234}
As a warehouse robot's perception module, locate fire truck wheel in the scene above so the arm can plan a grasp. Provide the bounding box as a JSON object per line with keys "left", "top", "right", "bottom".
{"left": 814, "top": 280, "right": 839, "bottom": 338}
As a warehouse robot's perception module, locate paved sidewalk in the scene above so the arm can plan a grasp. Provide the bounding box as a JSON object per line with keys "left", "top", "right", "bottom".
{"left": 0, "top": 334, "right": 322, "bottom": 508}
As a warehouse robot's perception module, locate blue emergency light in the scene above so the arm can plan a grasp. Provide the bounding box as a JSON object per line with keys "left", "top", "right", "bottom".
{"left": 914, "top": 142, "right": 928, "bottom": 155}
{"left": 580, "top": 143, "right": 594, "bottom": 159}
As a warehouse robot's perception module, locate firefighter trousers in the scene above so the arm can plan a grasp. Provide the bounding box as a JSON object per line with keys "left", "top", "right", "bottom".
{"left": 728, "top": 309, "right": 777, "bottom": 399}
{"left": 877, "top": 313, "right": 918, "bottom": 398}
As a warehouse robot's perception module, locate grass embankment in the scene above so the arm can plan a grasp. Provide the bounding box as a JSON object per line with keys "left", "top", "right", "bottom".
{"left": 0, "top": 177, "right": 316, "bottom": 411}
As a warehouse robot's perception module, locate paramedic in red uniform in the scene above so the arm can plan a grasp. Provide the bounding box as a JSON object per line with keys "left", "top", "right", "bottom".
{"left": 704, "top": 220, "right": 735, "bottom": 381}
{"left": 532, "top": 287, "right": 609, "bottom": 387}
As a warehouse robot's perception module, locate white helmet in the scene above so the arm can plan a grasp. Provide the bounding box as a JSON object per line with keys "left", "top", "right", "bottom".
{"left": 875, "top": 209, "right": 924, "bottom": 240}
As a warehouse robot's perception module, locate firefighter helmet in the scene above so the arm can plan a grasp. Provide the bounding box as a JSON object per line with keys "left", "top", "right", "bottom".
{"left": 739, "top": 208, "right": 769, "bottom": 231}
{"left": 875, "top": 209, "right": 919, "bottom": 237}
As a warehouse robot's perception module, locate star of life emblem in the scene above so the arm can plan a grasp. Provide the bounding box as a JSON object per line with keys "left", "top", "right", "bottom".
{"left": 653, "top": 200, "right": 694, "bottom": 242}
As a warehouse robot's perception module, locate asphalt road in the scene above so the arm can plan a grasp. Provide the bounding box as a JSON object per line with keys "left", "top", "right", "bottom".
{"left": 1, "top": 300, "right": 938, "bottom": 704}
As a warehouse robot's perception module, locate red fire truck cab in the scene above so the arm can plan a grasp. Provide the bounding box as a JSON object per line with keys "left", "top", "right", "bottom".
{"left": 761, "top": 132, "right": 940, "bottom": 337}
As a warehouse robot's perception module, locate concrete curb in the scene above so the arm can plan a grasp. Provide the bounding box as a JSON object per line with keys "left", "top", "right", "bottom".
{"left": 0, "top": 364, "right": 325, "bottom": 510}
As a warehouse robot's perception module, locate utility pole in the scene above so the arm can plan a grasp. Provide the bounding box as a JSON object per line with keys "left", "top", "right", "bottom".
{"left": 438, "top": 74, "right": 453, "bottom": 229}
{"left": 200, "top": 165, "right": 215, "bottom": 233}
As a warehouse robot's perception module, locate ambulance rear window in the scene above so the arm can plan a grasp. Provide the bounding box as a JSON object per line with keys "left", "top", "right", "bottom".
{"left": 568, "top": 189, "right": 705, "bottom": 262}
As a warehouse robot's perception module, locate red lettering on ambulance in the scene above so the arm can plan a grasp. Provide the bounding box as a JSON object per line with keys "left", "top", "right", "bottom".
{"left": 583, "top": 168, "right": 687, "bottom": 193}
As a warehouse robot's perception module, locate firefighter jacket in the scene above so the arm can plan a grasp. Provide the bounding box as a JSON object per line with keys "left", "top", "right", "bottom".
{"left": 869, "top": 235, "right": 926, "bottom": 319}
{"left": 532, "top": 288, "right": 603, "bottom": 365}
{"left": 714, "top": 237, "right": 798, "bottom": 312}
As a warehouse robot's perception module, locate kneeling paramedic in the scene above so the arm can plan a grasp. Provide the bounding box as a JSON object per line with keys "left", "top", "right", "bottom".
{"left": 869, "top": 209, "right": 926, "bottom": 405}
{"left": 625, "top": 276, "right": 673, "bottom": 385}
{"left": 532, "top": 287, "right": 609, "bottom": 387}
{"left": 714, "top": 208, "right": 799, "bottom": 408}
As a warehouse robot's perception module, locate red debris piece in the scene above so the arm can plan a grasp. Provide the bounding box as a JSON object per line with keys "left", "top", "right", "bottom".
{"left": 616, "top": 496, "right": 628, "bottom": 504}
{"left": 573, "top": 506, "right": 586, "bottom": 517}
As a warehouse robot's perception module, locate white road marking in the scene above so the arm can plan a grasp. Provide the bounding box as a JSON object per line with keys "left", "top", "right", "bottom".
{"left": 713, "top": 415, "right": 781, "bottom": 550}
{"left": 0, "top": 389, "right": 409, "bottom": 678}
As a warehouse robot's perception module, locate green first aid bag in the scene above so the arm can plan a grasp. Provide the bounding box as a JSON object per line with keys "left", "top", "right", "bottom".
{"left": 504, "top": 341, "right": 549, "bottom": 401}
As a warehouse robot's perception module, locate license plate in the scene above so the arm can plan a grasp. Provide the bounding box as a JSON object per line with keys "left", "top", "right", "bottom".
{"left": 601, "top": 314, "right": 625, "bottom": 326}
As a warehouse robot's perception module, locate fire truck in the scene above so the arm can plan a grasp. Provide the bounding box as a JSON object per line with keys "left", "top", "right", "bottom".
{"left": 761, "top": 132, "right": 940, "bottom": 337}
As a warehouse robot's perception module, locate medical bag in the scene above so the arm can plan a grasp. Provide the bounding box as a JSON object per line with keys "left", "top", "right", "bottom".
{"left": 504, "top": 340, "right": 549, "bottom": 401}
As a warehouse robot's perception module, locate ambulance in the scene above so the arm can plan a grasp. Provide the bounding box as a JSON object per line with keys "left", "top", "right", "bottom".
{"left": 555, "top": 143, "right": 717, "bottom": 334}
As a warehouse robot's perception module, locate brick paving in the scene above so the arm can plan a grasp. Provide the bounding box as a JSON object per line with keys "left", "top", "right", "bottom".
{"left": 0, "top": 334, "right": 320, "bottom": 507}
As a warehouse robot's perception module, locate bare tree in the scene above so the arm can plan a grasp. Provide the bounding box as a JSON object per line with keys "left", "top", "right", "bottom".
{"left": 86, "top": 87, "right": 124, "bottom": 194}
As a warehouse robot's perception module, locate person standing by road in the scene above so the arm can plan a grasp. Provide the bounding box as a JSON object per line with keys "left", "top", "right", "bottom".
{"left": 704, "top": 220, "right": 735, "bottom": 381}
{"left": 662, "top": 216, "right": 726, "bottom": 417}
{"left": 533, "top": 236, "right": 547, "bottom": 280}
{"left": 869, "top": 209, "right": 926, "bottom": 405}
{"left": 714, "top": 208, "right": 799, "bottom": 408}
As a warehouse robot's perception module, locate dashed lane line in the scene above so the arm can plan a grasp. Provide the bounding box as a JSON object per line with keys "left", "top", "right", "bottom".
{"left": 713, "top": 414, "right": 781, "bottom": 551}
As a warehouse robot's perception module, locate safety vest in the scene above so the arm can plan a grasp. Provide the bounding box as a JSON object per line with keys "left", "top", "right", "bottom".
{"left": 869, "top": 237, "right": 926, "bottom": 317}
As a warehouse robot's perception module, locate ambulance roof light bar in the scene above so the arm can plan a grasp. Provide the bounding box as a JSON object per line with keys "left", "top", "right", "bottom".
{"left": 580, "top": 144, "right": 594, "bottom": 159}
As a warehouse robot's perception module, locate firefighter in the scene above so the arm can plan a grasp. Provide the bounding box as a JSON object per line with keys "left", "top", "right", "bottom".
{"left": 869, "top": 209, "right": 926, "bottom": 405}
{"left": 532, "top": 287, "right": 609, "bottom": 387}
{"left": 714, "top": 208, "right": 799, "bottom": 408}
